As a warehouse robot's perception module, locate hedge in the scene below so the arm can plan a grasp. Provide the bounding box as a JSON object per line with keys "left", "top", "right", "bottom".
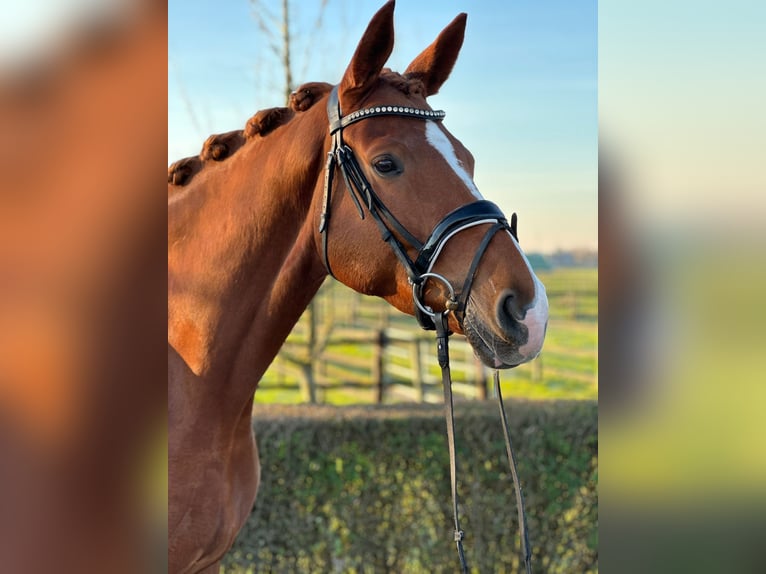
{"left": 222, "top": 400, "right": 597, "bottom": 573}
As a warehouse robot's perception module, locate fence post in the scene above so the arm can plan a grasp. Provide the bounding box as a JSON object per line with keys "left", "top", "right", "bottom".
{"left": 373, "top": 329, "right": 386, "bottom": 403}
{"left": 533, "top": 354, "right": 544, "bottom": 382}
{"left": 298, "top": 363, "right": 317, "bottom": 404}
{"left": 302, "top": 302, "right": 318, "bottom": 403}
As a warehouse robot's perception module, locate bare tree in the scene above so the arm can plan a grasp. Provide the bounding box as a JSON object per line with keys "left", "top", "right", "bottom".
{"left": 251, "top": 1, "right": 332, "bottom": 402}
{"left": 251, "top": 0, "right": 330, "bottom": 105}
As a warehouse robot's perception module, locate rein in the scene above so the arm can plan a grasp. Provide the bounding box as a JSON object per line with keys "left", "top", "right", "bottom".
{"left": 321, "top": 85, "right": 532, "bottom": 572}
{"left": 430, "top": 310, "right": 532, "bottom": 574}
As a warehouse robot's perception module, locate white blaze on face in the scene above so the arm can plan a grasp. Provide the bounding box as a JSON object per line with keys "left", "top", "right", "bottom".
{"left": 425, "top": 121, "right": 483, "bottom": 200}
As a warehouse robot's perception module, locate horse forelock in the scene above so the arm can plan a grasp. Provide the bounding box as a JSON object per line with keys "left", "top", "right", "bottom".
{"left": 379, "top": 68, "right": 426, "bottom": 98}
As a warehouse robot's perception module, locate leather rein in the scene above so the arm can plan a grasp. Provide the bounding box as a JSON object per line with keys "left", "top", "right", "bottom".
{"left": 320, "top": 85, "right": 532, "bottom": 573}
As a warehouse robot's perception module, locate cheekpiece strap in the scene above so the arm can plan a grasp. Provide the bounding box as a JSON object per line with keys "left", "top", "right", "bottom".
{"left": 327, "top": 86, "right": 344, "bottom": 135}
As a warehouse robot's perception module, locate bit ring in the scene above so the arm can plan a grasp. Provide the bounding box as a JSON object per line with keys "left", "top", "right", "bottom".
{"left": 412, "top": 272, "right": 457, "bottom": 318}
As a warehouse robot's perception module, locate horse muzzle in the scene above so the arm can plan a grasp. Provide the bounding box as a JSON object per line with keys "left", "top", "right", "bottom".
{"left": 463, "top": 279, "right": 549, "bottom": 369}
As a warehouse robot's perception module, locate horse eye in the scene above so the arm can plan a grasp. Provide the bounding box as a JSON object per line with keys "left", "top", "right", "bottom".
{"left": 373, "top": 156, "right": 400, "bottom": 176}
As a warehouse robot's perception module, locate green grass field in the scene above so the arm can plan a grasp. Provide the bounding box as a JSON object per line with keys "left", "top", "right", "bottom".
{"left": 256, "top": 267, "right": 597, "bottom": 404}
{"left": 501, "top": 267, "right": 598, "bottom": 400}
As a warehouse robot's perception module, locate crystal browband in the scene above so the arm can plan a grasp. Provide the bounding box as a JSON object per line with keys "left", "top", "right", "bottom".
{"left": 331, "top": 105, "right": 446, "bottom": 134}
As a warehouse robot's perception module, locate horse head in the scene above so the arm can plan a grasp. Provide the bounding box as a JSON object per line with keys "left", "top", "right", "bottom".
{"left": 313, "top": 1, "right": 548, "bottom": 368}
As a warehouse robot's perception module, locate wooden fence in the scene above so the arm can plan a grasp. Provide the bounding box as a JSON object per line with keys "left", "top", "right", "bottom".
{"left": 259, "top": 279, "right": 546, "bottom": 404}
{"left": 263, "top": 326, "right": 501, "bottom": 404}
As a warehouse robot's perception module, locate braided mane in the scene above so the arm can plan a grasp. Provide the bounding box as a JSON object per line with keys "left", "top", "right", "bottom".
{"left": 168, "top": 71, "right": 421, "bottom": 188}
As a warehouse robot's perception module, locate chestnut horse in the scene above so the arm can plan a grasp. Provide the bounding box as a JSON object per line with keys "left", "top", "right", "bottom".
{"left": 168, "top": 2, "right": 548, "bottom": 572}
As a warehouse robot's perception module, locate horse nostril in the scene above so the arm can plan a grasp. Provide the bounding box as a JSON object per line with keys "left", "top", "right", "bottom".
{"left": 498, "top": 289, "right": 526, "bottom": 323}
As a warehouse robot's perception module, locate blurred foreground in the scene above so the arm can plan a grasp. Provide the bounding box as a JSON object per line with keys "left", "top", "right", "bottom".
{"left": 0, "top": 2, "right": 166, "bottom": 573}
{"left": 600, "top": 1, "right": 766, "bottom": 568}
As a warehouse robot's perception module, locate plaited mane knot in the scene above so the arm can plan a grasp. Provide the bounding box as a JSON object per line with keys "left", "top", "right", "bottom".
{"left": 200, "top": 130, "right": 244, "bottom": 161}
{"left": 245, "top": 107, "right": 293, "bottom": 138}
{"left": 290, "top": 82, "right": 332, "bottom": 112}
{"left": 168, "top": 156, "right": 201, "bottom": 186}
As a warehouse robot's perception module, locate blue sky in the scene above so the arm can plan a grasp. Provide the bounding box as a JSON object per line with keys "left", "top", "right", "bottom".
{"left": 169, "top": 0, "right": 597, "bottom": 253}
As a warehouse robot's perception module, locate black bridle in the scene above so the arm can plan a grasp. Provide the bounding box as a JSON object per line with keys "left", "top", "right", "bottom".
{"left": 320, "top": 85, "right": 531, "bottom": 573}
{"left": 321, "top": 86, "right": 517, "bottom": 331}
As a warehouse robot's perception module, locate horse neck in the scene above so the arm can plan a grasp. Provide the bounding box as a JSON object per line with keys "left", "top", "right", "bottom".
{"left": 168, "top": 106, "right": 328, "bottom": 402}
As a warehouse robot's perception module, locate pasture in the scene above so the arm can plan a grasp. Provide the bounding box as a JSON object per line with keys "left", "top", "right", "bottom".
{"left": 256, "top": 266, "right": 598, "bottom": 405}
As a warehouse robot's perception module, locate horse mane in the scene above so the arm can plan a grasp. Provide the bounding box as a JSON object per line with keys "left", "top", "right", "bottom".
{"left": 168, "top": 72, "right": 422, "bottom": 188}
{"left": 167, "top": 105, "right": 295, "bottom": 188}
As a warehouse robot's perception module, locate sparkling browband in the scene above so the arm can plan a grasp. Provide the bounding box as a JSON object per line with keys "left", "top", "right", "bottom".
{"left": 331, "top": 105, "right": 446, "bottom": 134}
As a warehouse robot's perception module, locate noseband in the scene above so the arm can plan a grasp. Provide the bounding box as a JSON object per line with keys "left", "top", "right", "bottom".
{"left": 320, "top": 85, "right": 518, "bottom": 330}
{"left": 320, "top": 85, "right": 531, "bottom": 574}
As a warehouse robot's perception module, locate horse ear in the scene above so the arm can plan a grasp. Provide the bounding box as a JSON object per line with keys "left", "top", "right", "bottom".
{"left": 404, "top": 13, "right": 467, "bottom": 97}
{"left": 339, "top": 0, "right": 396, "bottom": 109}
